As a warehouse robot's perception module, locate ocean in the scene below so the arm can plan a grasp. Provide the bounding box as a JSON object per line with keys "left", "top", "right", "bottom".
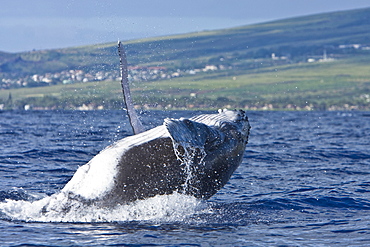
{"left": 0, "top": 110, "right": 369, "bottom": 246}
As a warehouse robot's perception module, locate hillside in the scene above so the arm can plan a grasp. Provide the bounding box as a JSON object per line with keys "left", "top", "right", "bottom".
{"left": 1, "top": 7, "right": 370, "bottom": 74}
{"left": 1, "top": 7, "right": 370, "bottom": 110}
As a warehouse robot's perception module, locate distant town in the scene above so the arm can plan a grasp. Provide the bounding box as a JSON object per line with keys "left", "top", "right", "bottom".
{"left": 2, "top": 42, "right": 369, "bottom": 91}
{"left": 0, "top": 64, "right": 224, "bottom": 90}
{"left": 3, "top": 42, "right": 369, "bottom": 91}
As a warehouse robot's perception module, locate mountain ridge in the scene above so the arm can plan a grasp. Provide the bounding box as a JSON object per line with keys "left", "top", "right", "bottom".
{"left": 1, "top": 7, "right": 370, "bottom": 76}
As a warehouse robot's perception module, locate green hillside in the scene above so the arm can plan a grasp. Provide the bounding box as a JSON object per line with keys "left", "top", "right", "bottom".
{"left": 1, "top": 7, "right": 370, "bottom": 110}
{"left": 2, "top": 54, "right": 369, "bottom": 110}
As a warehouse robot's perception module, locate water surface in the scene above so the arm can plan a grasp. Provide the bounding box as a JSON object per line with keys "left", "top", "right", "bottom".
{"left": 1, "top": 110, "right": 369, "bottom": 246}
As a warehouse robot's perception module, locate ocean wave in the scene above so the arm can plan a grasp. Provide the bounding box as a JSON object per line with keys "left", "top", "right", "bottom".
{"left": 0, "top": 189, "right": 34, "bottom": 202}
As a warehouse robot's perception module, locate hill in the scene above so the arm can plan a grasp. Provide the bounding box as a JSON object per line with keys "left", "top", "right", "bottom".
{"left": 1, "top": 7, "right": 370, "bottom": 110}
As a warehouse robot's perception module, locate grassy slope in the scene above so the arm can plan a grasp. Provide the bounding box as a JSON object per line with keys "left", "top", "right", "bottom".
{"left": 2, "top": 54, "right": 369, "bottom": 110}
{"left": 137, "top": 55, "right": 370, "bottom": 108}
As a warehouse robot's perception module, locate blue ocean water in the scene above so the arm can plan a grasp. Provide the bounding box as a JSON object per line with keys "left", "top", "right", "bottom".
{"left": 0, "top": 110, "right": 369, "bottom": 246}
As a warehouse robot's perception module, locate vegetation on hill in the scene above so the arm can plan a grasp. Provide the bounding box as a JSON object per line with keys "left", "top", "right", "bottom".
{"left": 1, "top": 7, "right": 370, "bottom": 110}
{"left": 1, "top": 53, "right": 370, "bottom": 111}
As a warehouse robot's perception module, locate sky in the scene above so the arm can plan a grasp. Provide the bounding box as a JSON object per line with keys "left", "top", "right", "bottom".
{"left": 1, "top": 0, "right": 370, "bottom": 53}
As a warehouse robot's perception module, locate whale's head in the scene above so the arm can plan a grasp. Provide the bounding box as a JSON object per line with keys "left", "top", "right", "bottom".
{"left": 165, "top": 109, "right": 251, "bottom": 199}
{"left": 215, "top": 108, "right": 251, "bottom": 144}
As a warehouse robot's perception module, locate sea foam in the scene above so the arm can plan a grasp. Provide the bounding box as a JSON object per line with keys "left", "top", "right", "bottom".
{"left": 0, "top": 192, "right": 202, "bottom": 223}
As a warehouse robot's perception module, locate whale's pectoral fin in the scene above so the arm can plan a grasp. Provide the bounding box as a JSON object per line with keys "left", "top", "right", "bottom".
{"left": 118, "top": 41, "right": 145, "bottom": 135}
{"left": 164, "top": 118, "right": 224, "bottom": 150}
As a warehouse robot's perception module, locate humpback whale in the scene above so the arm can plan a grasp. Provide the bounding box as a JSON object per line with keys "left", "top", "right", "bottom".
{"left": 58, "top": 109, "right": 250, "bottom": 206}
{"left": 41, "top": 43, "right": 251, "bottom": 212}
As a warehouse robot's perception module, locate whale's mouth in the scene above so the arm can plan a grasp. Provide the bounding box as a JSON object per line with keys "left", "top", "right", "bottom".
{"left": 220, "top": 109, "right": 251, "bottom": 141}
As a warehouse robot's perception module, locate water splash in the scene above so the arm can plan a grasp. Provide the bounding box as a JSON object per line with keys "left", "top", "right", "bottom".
{"left": 0, "top": 139, "right": 209, "bottom": 223}
{"left": 173, "top": 142, "right": 207, "bottom": 194}
{"left": 0, "top": 192, "right": 201, "bottom": 223}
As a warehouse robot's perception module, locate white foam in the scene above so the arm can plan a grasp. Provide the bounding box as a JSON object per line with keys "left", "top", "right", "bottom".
{"left": 0, "top": 192, "right": 201, "bottom": 223}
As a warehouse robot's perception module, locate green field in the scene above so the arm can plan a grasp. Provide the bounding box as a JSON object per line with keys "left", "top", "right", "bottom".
{"left": 1, "top": 54, "right": 369, "bottom": 110}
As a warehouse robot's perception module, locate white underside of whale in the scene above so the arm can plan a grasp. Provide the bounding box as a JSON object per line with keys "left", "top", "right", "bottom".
{"left": 62, "top": 125, "right": 170, "bottom": 200}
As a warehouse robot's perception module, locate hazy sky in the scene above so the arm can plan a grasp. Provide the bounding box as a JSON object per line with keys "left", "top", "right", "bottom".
{"left": 1, "top": 0, "right": 370, "bottom": 53}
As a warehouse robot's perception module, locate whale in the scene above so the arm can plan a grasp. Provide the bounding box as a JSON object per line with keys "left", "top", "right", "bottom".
{"left": 53, "top": 109, "right": 250, "bottom": 207}
{"left": 39, "top": 43, "right": 251, "bottom": 212}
